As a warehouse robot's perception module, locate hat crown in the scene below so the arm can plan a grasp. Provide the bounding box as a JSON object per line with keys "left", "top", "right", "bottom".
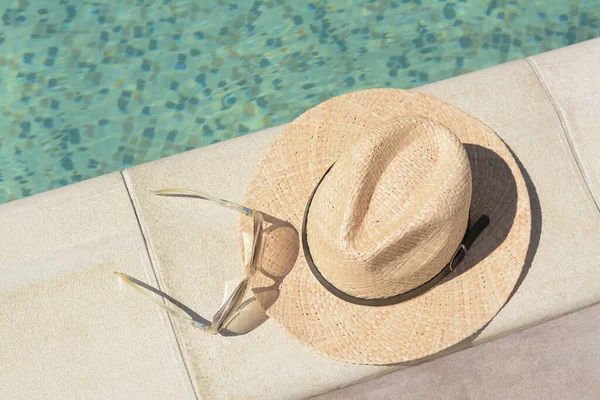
{"left": 306, "top": 116, "right": 472, "bottom": 299}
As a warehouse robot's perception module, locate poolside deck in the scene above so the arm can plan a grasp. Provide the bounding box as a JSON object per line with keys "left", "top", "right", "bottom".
{"left": 1, "top": 38, "right": 600, "bottom": 399}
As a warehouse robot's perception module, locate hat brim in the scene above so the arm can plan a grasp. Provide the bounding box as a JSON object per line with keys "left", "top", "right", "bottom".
{"left": 240, "top": 89, "right": 531, "bottom": 365}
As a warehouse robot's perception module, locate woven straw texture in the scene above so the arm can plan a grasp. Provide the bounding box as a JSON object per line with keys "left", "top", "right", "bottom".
{"left": 306, "top": 117, "right": 472, "bottom": 299}
{"left": 240, "top": 89, "right": 531, "bottom": 365}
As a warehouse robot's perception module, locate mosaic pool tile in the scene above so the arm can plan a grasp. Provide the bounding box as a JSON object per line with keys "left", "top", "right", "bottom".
{"left": 0, "top": 0, "right": 599, "bottom": 203}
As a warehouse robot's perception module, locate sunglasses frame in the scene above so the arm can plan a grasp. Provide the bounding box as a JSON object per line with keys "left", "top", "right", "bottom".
{"left": 116, "top": 188, "right": 263, "bottom": 335}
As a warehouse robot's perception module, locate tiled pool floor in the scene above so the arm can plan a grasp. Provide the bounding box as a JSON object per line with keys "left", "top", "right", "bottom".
{"left": 1, "top": 0, "right": 599, "bottom": 203}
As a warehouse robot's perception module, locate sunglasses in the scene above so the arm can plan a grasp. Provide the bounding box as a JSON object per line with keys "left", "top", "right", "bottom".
{"left": 115, "top": 188, "right": 263, "bottom": 335}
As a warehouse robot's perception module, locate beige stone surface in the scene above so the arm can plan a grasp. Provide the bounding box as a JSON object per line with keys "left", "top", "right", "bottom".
{"left": 0, "top": 173, "right": 195, "bottom": 399}
{"left": 528, "top": 38, "right": 600, "bottom": 209}
{"left": 313, "top": 302, "right": 600, "bottom": 400}
{"left": 122, "top": 45, "right": 600, "bottom": 399}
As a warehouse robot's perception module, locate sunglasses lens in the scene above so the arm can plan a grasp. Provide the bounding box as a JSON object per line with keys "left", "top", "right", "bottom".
{"left": 212, "top": 278, "right": 249, "bottom": 332}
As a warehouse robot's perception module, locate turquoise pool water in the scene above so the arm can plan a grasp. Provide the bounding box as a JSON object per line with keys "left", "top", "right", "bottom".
{"left": 1, "top": 0, "right": 599, "bottom": 203}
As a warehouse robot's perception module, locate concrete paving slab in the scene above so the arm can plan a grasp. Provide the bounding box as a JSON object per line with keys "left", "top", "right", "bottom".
{"left": 313, "top": 303, "right": 600, "bottom": 400}
{"left": 0, "top": 173, "right": 195, "bottom": 399}
{"left": 529, "top": 38, "right": 600, "bottom": 210}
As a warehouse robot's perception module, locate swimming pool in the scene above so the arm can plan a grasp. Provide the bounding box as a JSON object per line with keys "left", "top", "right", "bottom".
{"left": 1, "top": 0, "right": 599, "bottom": 204}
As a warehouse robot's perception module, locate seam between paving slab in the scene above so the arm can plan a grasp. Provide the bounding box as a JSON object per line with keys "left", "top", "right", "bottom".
{"left": 526, "top": 56, "right": 600, "bottom": 214}
{"left": 120, "top": 170, "right": 199, "bottom": 400}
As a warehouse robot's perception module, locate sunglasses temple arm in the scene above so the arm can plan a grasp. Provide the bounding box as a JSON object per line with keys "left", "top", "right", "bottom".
{"left": 114, "top": 272, "right": 213, "bottom": 331}
{"left": 152, "top": 188, "right": 254, "bottom": 216}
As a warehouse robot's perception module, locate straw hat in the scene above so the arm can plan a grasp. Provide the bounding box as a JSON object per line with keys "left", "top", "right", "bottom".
{"left": 240, "top": 88, "right": 531, "bottom": 365}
